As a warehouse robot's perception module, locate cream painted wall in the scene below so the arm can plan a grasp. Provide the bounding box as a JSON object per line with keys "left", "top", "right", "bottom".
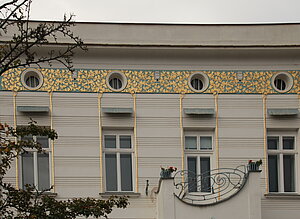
{"left": 1, "top": 91, "right": 299, "bottom": 219}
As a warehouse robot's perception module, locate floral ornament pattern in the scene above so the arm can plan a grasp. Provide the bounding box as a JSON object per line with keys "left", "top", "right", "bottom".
{"left": 0, "top": 68, "right": 299, "bottom": 94}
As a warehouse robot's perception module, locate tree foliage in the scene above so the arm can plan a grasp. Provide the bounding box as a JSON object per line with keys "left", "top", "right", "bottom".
{"left": 0, "top": 121, "right": 129, "bottom": 218}
{"left": 0, "top": 0, "right": 87, "bottom": 76}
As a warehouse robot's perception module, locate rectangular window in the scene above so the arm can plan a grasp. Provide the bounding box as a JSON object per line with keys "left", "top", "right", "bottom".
{"left": 267, "top": 133, "right": 296, "bottom": 193}
{"left": 185, "top": 131, "right": 213, "bottom": 193}
{"left": 20, "top": 135, "right": 51, "bottom": 191}
{"left": 200, "top": 157, "right": 211, "bottom": 192}
{"left": 103, "top": 131, "right": 134, "bottom": 192}
{"left": 105, "top": 154, "right": 117, "bottom": 191}
{"left": 185, "top": 135, "right": 213, "bottom": 151}
{"left": 187, "top": 157, "right": 197, "bottom": 192}
{"left": 268, "top": 155, "right": 278, "bottom": 192}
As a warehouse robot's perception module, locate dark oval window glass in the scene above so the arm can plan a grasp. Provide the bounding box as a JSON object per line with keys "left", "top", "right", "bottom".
{"left": 191, "top": 78, "right": 203, "bottom": 91}
{"left": 109, "top": 78, "right": 122, "bottom": 90}
{"left": 274, "top": 78, "right": 286, "bottom": 91}
{"left": 25, "top": 76, "right": 39, "bottom": 88}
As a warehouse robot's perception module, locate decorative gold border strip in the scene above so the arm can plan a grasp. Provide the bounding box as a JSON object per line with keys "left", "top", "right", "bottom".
{"left": 98, "top": 93, "right": 103, "bottom": 193}
{"left": 2, "top": 68, "right": 299, "bottom": 94}
{"left": 132, "top": 93, "right": 138, "bottom": 192}
{"left": 214, "top": 93, "right": 220, "bottom": 200}
{"left": 263, "top": 94, "right": 268, "bottom": 194}
{"left": 180, "top": 94, "right": 185, "bottom": 172}
{"left": 13, "top": 91, "right": 19, "bottom": 189}
{"left": 49, "top": 92, "right": 55, "bottom": 192}
{"left": 214, "top": 93, "right": 219, "bottom": 170}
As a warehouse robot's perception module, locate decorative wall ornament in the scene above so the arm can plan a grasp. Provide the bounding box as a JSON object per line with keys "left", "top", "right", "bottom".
{"left": 1, "top": 68, "right": 299, "bottom": 94}
{"left": 173, "top": 166, "right": 249, "bottom": 206}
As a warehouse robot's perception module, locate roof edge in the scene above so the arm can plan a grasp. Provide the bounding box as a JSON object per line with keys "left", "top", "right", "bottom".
{"left": 23, "top": 20, "right": 300, "bottom": 26}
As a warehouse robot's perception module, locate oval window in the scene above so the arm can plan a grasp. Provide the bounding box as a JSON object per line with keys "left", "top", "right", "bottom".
{"left": 188, "top": 72, "right": 209, "bottom": 93}
{"left": 272, "top": 72, "right": 293, "bottom": 93}
{"left": 109, "top": 77, "right": 122, "bottom": 90}
{"left": 21, "top": 69, "right": 43, "bottom": 90}
{"left": 106, "top": 71, "right": 127, "bottom": 91}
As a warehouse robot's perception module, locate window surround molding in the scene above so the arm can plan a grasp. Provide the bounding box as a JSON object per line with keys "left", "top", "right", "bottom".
{"left": 267, "top": 130, "right": 298, "bottom": 194}
{"left": 20, "top": 68, "right": 44, "bottom": 90}
{"left": 271, "top": 72, "right": 294, "bottom": 93}
{"left": 102, "top": 130, "right": 135, "bottom": 193}
{"left": 106, "top": 71, "right": 127, "bottom": 92}
{"left": 188, "top": 72, "right": 209, "bottom": 93}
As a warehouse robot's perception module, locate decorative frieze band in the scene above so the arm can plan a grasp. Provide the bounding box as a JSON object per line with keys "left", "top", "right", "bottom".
{"left": 1, "top": 68, "right": 299, "bottom": 94}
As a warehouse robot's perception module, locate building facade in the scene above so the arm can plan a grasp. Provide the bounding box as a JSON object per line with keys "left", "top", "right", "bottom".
{"left": 0, "top": 22, "right": 300, "bottom": 219}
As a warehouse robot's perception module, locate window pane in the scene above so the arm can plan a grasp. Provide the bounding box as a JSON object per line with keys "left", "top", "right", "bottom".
{"left": 120, "top": 154, "right": 133, "bottom": 191}
{"left": 200, "top": 157, "right": 211, "bottom": 192}
{"left": 283, "top": 137, "right": 294, "bottom": 150}
{"left": 268, "top": 155, "right": 278, "bottom": 192}
{"left": 105, "top": 154, "right": 117, "bottom": 191}
{"left": 200, "top": 137, "right": 212, "bottom": 150}
{"left": 187, "top": 157, "right": 197, "bottom": 192}
{"left": 267, "top": 137, "right": 279, "bottom": 150}
{"left": 37, "top": 153, "right": 50, "bottom": 191}
{"left": 283, "top": 155, "right": 295, "bottom": 192}
{"left": 185, "top": 136, "right": 197, "bottom": 149}
{"left": 120, "top": 136, "right": 131, "bottom": 149}
{"left": 37, "top": 136, "right": 49, "bottom": 148}
{"left": 22, "top": 152, "right": 34, "bottom": 188}
{"left": 104, "top": 135, "right": 116, "bottom": 148}
{"left": 22, "top": 136, "right": 33, "bottom": 142}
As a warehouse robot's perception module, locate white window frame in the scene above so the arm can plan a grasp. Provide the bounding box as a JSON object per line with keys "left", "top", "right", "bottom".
{"left": 103, "top": 130, "right": 135, "bottom": 192}
{"left": 184, "top": 131, "right": 214, "bottom": 193}
{"left": 19, "top": 135, "right": 52, "bottom": 191}
{"left": 267, "top": 131, "right": 298, "bottom": 193}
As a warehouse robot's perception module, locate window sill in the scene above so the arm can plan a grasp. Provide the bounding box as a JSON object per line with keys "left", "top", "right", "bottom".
{"left": 35, "top": 192, "right": 57, "bottom": 197}
{"left": 265, "top": 193, "right": 300, "bottom": 199}
{"left": 99, "top": 192, "right": 140, "bottom": 198}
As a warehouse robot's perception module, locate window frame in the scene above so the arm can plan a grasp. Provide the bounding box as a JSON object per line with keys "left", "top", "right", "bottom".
{"left": 103, "top": 130, "right": 135, "bottom": 192}
{"left": 267, "top": 131, "right": 298, "bottom": 193}
{"left": 19, "top": 135, "right": 52, "bottom": 191}
{"left": 184, "top": 133, "right": 214, "bottom": 152}
{"left": 20, "top": 69, "right": 44, "bottom": 90}
{"left": 184, "top": 131, "right": 214, "bottom": 193}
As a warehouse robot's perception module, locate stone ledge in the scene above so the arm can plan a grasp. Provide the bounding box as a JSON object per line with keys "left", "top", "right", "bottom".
{"left": 265, "top": 193, "right": 300, "bottom": 199}
{"left": 99, "top": 192, "right": 140, "bottom": 198}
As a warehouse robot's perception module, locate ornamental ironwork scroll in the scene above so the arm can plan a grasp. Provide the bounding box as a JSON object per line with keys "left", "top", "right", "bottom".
{"left": 173, "top": 165, "right": 248, "bottom": 206}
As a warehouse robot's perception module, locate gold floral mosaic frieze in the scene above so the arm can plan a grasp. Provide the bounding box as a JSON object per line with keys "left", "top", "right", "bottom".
{"left": 1, "top": 68, "right": 299, "bottom": 94}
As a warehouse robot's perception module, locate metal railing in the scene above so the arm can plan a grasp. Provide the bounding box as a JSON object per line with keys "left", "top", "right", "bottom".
{"left": 173, "top": 165, "right": 248, "bottom": 206}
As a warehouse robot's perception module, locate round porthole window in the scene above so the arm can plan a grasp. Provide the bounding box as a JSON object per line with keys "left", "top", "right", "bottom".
{"left": 21, "top": 69, "right": 43, "bottom": 90}
{"left": 188, "top": 72, "right": 209, "bottom": 93}
{"left": 271, "top": 72, "right": 293, "bottom": 93}
{"left": 106, "top": 71, "right": 127, "bottom": 91}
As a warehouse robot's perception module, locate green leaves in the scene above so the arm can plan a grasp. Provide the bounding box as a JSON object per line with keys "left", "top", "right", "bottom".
{"left": 16, "top": 119, "right": 58, "bottom": 140}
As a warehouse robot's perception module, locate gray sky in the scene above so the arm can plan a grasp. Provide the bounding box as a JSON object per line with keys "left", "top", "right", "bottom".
{"left": 30, "top": 0, "right": 300, "bottom": 24}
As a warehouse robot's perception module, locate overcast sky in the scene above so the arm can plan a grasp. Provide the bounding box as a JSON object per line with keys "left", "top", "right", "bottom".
{"left": 29, "top": 0, "right": 300, "bottom": 24}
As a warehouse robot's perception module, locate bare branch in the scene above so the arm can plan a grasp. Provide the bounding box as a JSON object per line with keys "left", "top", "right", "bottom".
{"left": 0, "top": 0, "right": 87, "bottom": 76}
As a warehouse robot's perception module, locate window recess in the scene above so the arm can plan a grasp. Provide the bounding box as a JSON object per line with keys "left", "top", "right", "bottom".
{"left": 103, "top": 131, "right": 134, "bottom": 192}
{"left": 20, "top": 135, "right": 51, "bottom": 191}
{"left": 267, "top": 134, "right": 297, "bottom": 193}
{"left": 184, "top": 131, "right": 214, "bottom": 193}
